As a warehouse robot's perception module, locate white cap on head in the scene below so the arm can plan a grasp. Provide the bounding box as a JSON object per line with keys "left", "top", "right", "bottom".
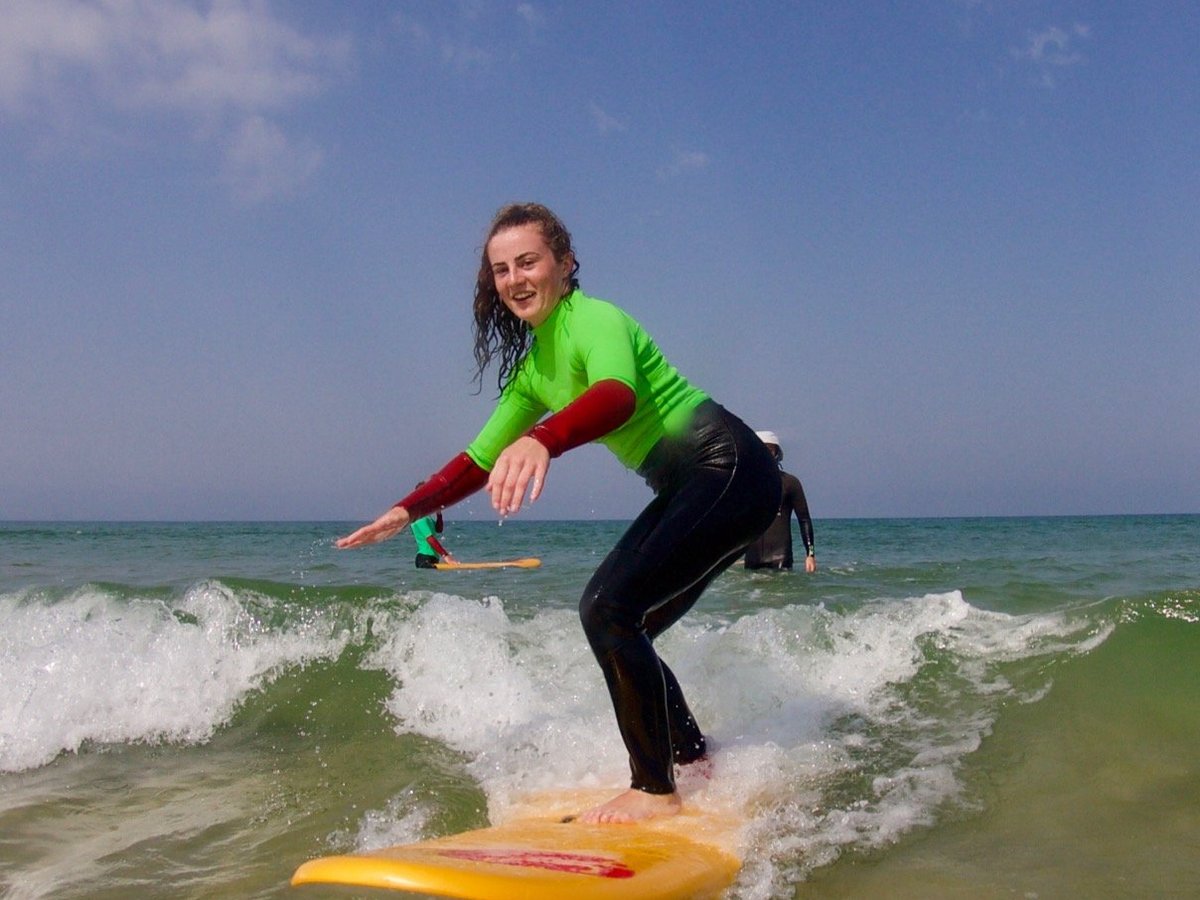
{"left": 755, "top": 430, "right": 781, "bottom": 448}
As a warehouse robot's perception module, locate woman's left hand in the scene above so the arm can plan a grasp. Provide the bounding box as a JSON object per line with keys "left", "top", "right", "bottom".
{"left": 487, "top": 436, "right": 550, "bottom": 515}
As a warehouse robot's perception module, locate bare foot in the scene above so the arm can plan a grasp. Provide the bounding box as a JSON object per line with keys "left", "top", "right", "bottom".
{"left": 577, "top": 789, "right": 682, "bottom": 824}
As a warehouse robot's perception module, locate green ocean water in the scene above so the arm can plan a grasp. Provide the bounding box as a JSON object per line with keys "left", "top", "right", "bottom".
{"left": 2, "top": 516, "right": 1198, "bottom": 898}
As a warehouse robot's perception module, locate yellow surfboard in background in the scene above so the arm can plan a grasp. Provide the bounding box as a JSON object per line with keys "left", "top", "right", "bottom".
{"left": 434, "top": 557, "right": 541, "bottom": 570}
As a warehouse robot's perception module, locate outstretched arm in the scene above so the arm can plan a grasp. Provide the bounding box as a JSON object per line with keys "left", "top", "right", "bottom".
{"left": 337, "top": 453, "right": 489, "bottom": 548}
{"left": 336, "top": 505, "right": 412, "bottom": 549}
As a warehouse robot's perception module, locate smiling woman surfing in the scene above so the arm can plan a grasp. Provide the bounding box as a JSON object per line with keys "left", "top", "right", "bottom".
{"left": 337, "top": 202, "right": 781, "bottom": 824}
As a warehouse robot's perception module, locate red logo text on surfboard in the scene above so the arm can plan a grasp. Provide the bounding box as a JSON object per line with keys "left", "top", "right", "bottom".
{"left": 436, "top": 848, "right": 635, "bottom": 879}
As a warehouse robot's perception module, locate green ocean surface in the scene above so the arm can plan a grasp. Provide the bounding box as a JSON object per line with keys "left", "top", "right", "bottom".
{"left": 2, "top": 516, "right": 1198, "bottom": 898}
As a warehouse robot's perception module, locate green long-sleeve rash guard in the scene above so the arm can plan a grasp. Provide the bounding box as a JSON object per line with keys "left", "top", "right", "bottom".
{"left": 465, "top": 290, "right": 709, "bottom": 473}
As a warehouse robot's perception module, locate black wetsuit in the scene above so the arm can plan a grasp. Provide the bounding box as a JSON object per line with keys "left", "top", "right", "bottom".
{"left": 744, "top": 470, "right": 814, "bottom": 570}
{"left": 578, "top": 401, "right": 781, "bottom": 794}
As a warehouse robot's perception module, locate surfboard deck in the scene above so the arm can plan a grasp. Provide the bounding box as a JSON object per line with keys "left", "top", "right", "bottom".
{"left": 434, "top": 557, "right": 541, "bottom": 570}
{"left": 291, "top": 789, "right": 741, "bottom": 899}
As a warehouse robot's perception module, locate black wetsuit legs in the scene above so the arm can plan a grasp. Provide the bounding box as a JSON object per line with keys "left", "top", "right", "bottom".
{"left": 578, "top": 402, "right": 780, "bottom": 794}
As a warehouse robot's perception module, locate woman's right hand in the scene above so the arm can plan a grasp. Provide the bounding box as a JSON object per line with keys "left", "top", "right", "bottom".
{"left": 336, "top": 506, "right": 411, "bottom": 548}
{"left": 486, "top": 435, "right": 551, "bottom": 515}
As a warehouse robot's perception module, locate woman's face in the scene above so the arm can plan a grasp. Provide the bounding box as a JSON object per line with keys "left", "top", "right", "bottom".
{"left": 486, "top": 223, "right": 573, "bottom": 328}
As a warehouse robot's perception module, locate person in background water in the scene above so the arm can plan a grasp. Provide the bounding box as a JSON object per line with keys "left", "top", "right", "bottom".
{"left": 408, "top": 482, "right": 456, "bottom": 568}
{"left": 743, "top": 431, "right": 816, "bottom": 573}
{"left": 336, "top": 202, "right": 780, "bottom": 824}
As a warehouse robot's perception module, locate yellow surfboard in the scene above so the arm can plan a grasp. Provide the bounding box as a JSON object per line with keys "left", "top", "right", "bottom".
{"left": 291, "top": 789, "right": 742, "bottom": 900}
{"left": 434, "top": 557, "right": 542, "bottom": 570}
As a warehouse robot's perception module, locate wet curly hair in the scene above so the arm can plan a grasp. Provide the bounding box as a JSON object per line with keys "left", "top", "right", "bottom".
{"left": 472, "top": 203, "right": 580, "bottom": 394}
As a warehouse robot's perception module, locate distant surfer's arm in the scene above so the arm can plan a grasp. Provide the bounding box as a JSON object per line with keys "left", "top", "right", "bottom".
{"left": 488, "top": 380, "right": 636, "bottom": 515}
{"left": 425, "top": 534, "right": 456, "bottom": 563}
{"left": 431, "top": 512, "right": 456, "bottom": 561}
{"left": 788, "top": 477, "right": 816, "bottom": 571}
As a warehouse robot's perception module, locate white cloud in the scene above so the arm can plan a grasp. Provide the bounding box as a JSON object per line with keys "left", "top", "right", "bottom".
{"left": 1, "top": 0, "right": 349, "bottom": 113}
{"left": 392, "top": 12, "right": 432, "bottom": 47}
{"left": 0, "top": 0, "right": 107, "bottom": 110}
{"left": 659, "top": 149, "right": 710, "bottom": 178}
{"left": 126, "top": 3, "right": 347, "bottom": 113}
{"left": 516, "top": 3, "right": 545, "bottom": 31}
{"left": 589, "top": 102, "right": 625, "bottom": 134}
{"left": 0, "top": 0, "right": 349, "bottom": 201}
{"left": 1012, "top": 22, "right": 1091, "bottom": 86}
{"left": 392, "top": 3, "right": 548, "bottom": 72}
{"left": 438, "top": 40, "right": 492, "bottom": 70}
{"left": 219, "top": 113, "right": 322, "bottom": 204}
{"left": 393, "top": 8, "right": 492, "bottom": 72}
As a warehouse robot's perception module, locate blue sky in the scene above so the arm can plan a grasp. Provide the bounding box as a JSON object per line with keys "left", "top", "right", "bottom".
{"left": 2, "top": 1, "right": 1196, "bottom": 522}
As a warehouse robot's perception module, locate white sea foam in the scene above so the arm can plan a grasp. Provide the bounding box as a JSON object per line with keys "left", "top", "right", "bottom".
{"left": 343, "top": 788, "right": 437, "bottom": 853}
{"left": 2, "top": 580, "right": 1099, "bottom": 892}
{"left": 1, "top": 577, "right": 1100, "bottom": 893}
{"left": 361, "top": 586, "right": 1101, "bottom": 894}
{"left": 0, "top": 582, "right": 350, "bottom": 773}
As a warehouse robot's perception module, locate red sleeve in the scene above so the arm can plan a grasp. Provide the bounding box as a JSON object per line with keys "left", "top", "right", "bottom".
{"left": 426, "top": 535, "right": 449, "bottom": 558}
{"left": 394, "top": 453, "right": 489, "bottom": 519}
{"left": 528, "top": 379, "right": 636, "bottom": 458}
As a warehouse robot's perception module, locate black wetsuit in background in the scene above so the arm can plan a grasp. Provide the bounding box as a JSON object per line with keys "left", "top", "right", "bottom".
{"left": 743, "top": 470, "right": 814, "bottom": 570}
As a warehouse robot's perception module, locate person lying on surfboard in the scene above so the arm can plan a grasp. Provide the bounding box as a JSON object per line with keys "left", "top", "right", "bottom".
{"left": 336, "top": 202, "right": 781, "bottom": 824}
{"left": 409, "top": 482, "right": 457, "bottom": 568}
